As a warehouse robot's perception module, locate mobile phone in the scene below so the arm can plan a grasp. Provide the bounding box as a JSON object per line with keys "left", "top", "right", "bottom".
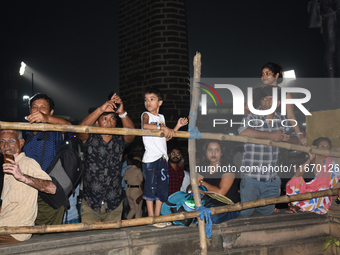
{"left": 108, "top": 91, "right": 114, "bottom": 100}
{"left": 3, "top": 154, "right": 14, "bottom": 164}
{"left": 108, "top": 92, "right": 121, "bottom": 111}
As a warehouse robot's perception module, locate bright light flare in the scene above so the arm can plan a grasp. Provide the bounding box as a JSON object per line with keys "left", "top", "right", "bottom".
{"left": 23, "top": 95, "right": 30, "bottom": 101}
{"left": 283, "top": 70, "right": 296, "bottom": 79}
{"left": 19, "top": 62, "right": 26, "bottom": 76}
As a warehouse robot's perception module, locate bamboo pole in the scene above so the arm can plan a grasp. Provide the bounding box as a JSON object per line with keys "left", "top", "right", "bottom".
{"left": 190, "top": 52, "right": 208, "bottom": 255}
{"left": 1, "top": 121, "right": 339, "bottom": 158}
{"left": 0, "top": 188, "right": 337, "bottom": 235}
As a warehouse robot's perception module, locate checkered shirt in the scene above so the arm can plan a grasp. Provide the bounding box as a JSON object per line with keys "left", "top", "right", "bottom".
{"left": 168, "top": 163, "right": 184, "bottom": 196}
{"left": 238, "top": 112, "right": 295, "bottom": 181}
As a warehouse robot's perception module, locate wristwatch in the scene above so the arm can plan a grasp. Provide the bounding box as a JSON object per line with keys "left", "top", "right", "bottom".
{"left": 199, "top": 179, "right": 204, "bottom": 186}
{"left": 119, "top": 111, "right": 127, "bottom": 118}
{"left": 336, "top": 197, "right": 340, "bottom": 205}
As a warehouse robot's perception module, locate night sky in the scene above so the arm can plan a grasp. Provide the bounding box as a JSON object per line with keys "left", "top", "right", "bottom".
{"left": 2, "top": 0, "right": 325, "bottom": 121}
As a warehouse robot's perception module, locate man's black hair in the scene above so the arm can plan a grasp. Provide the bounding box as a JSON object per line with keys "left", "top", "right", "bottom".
{"left": 29, "top": 93, "right": 55, "bottom": 111}
{"left": 262, "top": 62, "right": 283, "bottom": 83}
{"left": 127, "top": 154, "right": 134, "bottom": 162}
{"left": 145, "top": 87, "right": 163, "bottom": 101}
{"left": 123, "top": 148, "right": 131, "bottom": 157}
{"left": 98, "top": 112, "right": 118, "bottom": 120}
{"left": 170, "top": 146, "right": 182, "bottom": 154}
{"left": 312, "top": 137, "right": 332, "bottom": 148}
{"left": 261, "top": 85, "right": 281, "bottom": 101}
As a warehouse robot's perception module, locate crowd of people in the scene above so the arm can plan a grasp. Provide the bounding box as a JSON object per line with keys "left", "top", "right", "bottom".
{"left": 0, "top": 62, "right": 339, "bottom": 244}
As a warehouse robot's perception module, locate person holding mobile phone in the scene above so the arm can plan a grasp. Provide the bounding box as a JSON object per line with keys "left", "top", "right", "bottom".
{"left": 77, "top": 92, "right": 135, "bottom": 223}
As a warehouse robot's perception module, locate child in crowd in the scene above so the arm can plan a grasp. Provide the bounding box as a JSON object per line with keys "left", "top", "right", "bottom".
{"left": 141, "top": 87, "right": 188, "bottom": 228}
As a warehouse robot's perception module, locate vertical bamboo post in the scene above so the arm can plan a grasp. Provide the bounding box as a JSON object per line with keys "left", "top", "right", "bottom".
{"left": 189, "top": 52, "right": 208, "bottom": 255}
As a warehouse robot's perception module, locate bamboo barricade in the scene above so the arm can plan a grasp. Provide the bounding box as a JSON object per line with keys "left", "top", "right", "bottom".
{"left": 189, "top": 52, "right": 208, "bottom": 255}
{"left": 1, "top": 121, "right": 340, "bottom": 158}
{"left": 0, "top": 188, "right": 337, "bottom": 235}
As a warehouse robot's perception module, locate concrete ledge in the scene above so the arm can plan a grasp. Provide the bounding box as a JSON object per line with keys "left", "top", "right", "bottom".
{"left": 0, "top": 211, "right": 333, "bottom": 255}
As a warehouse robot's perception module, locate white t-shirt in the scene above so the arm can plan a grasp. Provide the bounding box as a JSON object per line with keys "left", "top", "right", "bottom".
{"left": 180, "top": 171, "right": 191, "bottom": 192}
{"left": 141, "top": 111, "right": 168, "bottom": 163}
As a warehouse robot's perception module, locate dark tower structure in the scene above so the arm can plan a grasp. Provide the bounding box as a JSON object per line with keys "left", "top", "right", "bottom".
{"left": 0, "top": 60, "right": 19, "bottom": 121}
{"left": 118, "top": 0, "right": 190, "bottom": 138}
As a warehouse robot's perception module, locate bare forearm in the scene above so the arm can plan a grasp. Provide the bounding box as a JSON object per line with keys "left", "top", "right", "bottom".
{"left": 22, "top": 174, "right": 56, "bottom": 194}
{"left": 47, "top": 116, "right": 71, "bottom": 125}
{"left": 121, "top": 115, "right": 135, "bottom": 143}
{"left": 200, "top": 181, "right": 222, "bottom": 194}
{"left": 121, "top": 115, "right": 135, "bottom": 129}
{"left": 295, "top": 159, "right": 311, "bottom": 177}
{"left": 78, "top": 108, "right": 103, "bottom": 141}
{"left": 143, "top": 123, "right": 160, "bottom": 130}
{"left": 79, "top": 107, "right": 103, "bottom": 127}
{"left": 173, "top": 123, "right": 184, "bottom": 132}
{"left": 240, "top": 129, "right": 271, "bottom": 139}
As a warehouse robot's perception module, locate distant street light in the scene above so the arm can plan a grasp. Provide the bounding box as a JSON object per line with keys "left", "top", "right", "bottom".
{"left": 19, "top": 61, "right": 34, "bottom": 96}
{"left": 283, "top": 70, "right": 296, "bottom": 79}
{"left": 23, "top": 95, "right": 30, "bottom": 101}
{"left": 19, "top": 62, "right": 26, "bottom": 75}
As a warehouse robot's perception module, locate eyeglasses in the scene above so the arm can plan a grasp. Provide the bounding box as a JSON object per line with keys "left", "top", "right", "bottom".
{"left": 171, "top": 152, "right": 181, "bottom": 156}
{"left": 0, "top": 139, "right": 17, "bottom": 146}
{"left": 261, "top": 97, "right": 273, "bottom": 102}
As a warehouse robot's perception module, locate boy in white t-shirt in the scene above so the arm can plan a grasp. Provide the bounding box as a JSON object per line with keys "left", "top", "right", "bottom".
{"left": 141, "top": 88, "right": 188, "bottom": 227}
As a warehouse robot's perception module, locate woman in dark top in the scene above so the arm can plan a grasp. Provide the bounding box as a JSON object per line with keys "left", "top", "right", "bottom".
{"left": 197, "top": 140, "right": 240, "bottom": 223}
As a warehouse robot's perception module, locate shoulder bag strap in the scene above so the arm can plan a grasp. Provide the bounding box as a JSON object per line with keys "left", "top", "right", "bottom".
{"left": 39, "top": 132, "right": 48, "bottom": 167}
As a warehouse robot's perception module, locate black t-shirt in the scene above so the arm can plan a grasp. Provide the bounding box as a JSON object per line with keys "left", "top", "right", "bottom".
{"left": 200, "top": 170, "right": 240, "bottom": 204}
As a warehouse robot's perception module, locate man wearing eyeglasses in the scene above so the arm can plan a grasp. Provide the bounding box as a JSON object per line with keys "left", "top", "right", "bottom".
{"left": 168, "top": 146, "right": 185, "bottom": 196}
{"left": 0, "top": 129, "right": 56, "bottom": 244}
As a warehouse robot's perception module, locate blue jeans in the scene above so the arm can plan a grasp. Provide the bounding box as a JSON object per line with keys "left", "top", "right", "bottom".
{"left": 240, "top": 176, "right": 281, "bottom": 217}
{"left": 204, "top": 200, "right": 240, "bottom": 224}
{"left": 143, "top": 157, "right": 169, "bottom": 202}
{"left": 211, "top": 210, "right": 240, "bottom": 224}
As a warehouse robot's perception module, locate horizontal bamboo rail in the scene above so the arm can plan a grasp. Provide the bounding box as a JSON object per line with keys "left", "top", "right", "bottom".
{"left": 0, "top": 188, "right": 337, "bottom": 235}
{"left": 1, "top": 121, "right": 339, "bottom": 157}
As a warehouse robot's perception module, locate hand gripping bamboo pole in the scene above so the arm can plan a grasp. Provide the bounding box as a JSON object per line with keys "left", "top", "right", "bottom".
{"left": 0, "top": 188, "right": 337, "bottom": 236}
{"left": 189, "top": 52, "right": 208, "bottom": 255}
{"left": 1, "top": 121, "right": 339, "bottom": 158}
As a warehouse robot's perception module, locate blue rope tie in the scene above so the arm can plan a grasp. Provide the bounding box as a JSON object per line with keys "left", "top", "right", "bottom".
{"left": 188, "top": 124, "right": 202, "bottom": 139}
{"left": 188, "top": 111, "right": 201, "bottom": 139}
{"left": 189, "top": 111, "right": 197, "bottom": 118}
{"left": 195, "top": 206, "right": 212, "bottom": 238}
